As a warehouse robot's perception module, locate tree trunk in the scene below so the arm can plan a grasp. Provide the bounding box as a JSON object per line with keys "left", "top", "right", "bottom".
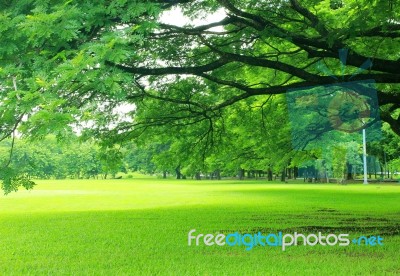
{"left": 267, "top": 167, "right": 273, "bottom": 181}
{"left": 280, "top": 168, "right": 286, "bottom": 182}
{"left": 238, "top": 169, "right": 245, "bottom": 180}
{"left": 163, "top": 171, "right": 167, "bottom": 179}
{"left": 175, "top": 166, "right": 181, "bottom": 179}
{"left": 346, "top": 163, "right": 353, "bottom": 180}
{"left": 215, "top": 169, "right": 221, "bottom": 180}
{"left": 195, "top": 172, "right": 201, "bottom": 180}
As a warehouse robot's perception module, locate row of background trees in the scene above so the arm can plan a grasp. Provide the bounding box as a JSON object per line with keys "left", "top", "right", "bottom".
{"left": 0, "top": 136, "right": 121, "bottom": 180}
{"left": 1, "top": 123, "right": 399, "bottom": 183}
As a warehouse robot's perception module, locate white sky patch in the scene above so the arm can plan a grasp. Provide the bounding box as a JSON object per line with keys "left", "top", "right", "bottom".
{"left": 159, "top": 7, "right": 226, "bottom": 32}
{"left": 112, "top": 103, "right": 135, "bottom": 123}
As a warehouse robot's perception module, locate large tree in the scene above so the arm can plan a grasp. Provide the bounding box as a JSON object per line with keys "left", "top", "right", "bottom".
{"left": 0, "top": 0, "right": 399, "bottom": 186}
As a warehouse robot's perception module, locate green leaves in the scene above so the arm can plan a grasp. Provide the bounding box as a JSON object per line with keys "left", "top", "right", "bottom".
{"left": 107, "top": 0, "right": 160, "bottom": 22}
{"left": 18, "top": 4, "right": 82, "bottom": 48}
{"left": 20, "top": 109, "right": 74, "bottom": 139}
{"left": 0, "top": 0, "right": 399, "bottom": 186}
{"left": 0, "top": 166, "right": 36, "bottom": 195}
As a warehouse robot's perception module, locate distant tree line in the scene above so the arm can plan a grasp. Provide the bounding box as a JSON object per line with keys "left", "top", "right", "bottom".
{"left": 0, "top": 135, "right": 125, "bottom": 180}
{"left": 1, "top": 127, "right": 398, "bottom": 184}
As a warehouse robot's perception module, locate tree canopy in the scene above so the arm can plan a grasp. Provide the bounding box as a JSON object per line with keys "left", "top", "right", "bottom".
{"left": 0, "top": 0, "right": 400, "bottom": 190}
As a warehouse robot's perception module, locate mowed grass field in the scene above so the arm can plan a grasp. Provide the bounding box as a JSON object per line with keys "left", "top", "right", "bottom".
{"left": 0, "top": 178, "right": 399, "bottom": 275}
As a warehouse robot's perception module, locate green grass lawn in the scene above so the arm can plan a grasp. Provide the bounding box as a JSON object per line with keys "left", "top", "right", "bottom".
{"left": 0, "top": 178, "right": 399, "bottom": 275}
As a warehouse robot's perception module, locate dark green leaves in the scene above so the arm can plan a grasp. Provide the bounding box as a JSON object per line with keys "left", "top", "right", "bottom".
{"left": 0, "top": 167, "right": 36, "bottom": 195}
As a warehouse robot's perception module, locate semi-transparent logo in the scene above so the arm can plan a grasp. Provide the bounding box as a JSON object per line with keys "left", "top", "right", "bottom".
{"left": 188, "top": 229, "right": 384, "bottom": 251}
{"left": 286, "top": 49, "right": 382, "bottom": 151}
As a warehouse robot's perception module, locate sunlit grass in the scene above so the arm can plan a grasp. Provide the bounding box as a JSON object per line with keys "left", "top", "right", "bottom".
{"left": 0, "top": 178, "right": 399, "bottom": 275}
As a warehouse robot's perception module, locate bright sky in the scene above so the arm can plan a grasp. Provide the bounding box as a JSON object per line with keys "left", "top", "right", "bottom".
{"left": 159, "top": 7, "right": 226, "bottom": 30}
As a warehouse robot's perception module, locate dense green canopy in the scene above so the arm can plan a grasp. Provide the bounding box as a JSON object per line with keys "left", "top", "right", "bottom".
{"left": 0, "top": 0, "right": 399, "bottom": 190}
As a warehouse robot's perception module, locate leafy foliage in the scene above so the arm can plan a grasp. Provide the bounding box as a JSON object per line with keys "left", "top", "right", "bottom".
{"left": 0, "top": 0, "right": 400, "bottom": 190}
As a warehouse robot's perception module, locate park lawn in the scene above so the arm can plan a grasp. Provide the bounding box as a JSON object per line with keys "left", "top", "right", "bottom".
{"left": 0, "top": 178, "right": 399, "bottom": 275}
